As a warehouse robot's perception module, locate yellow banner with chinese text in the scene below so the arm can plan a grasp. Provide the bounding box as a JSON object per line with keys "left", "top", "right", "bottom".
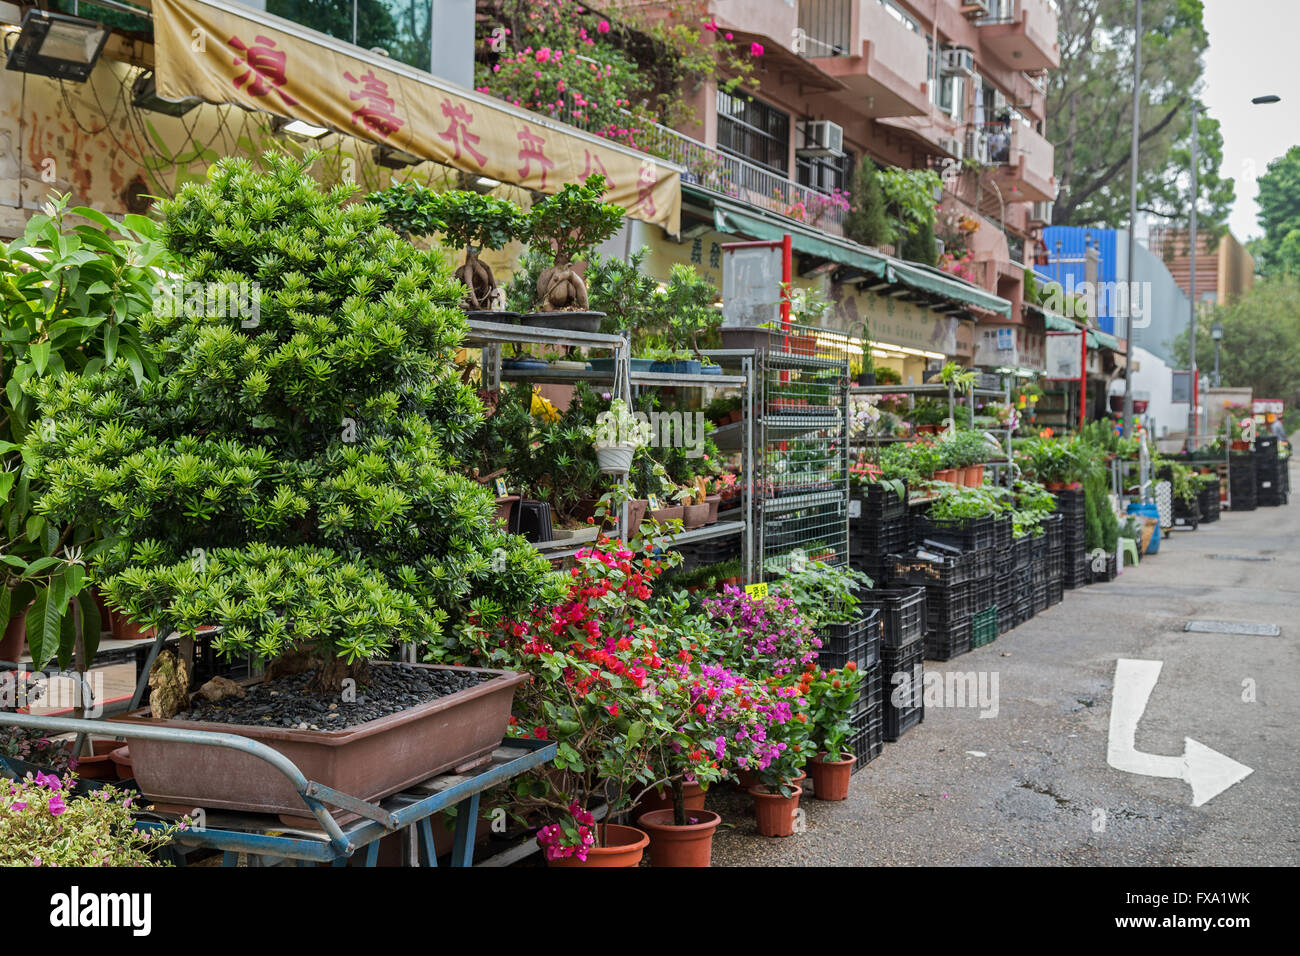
{"left": 150, "top": 0, "right": 680, "bottom": 233}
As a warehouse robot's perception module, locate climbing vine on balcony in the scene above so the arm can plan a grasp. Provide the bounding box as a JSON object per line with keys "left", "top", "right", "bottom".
{"left": 474, "top": 0, "right": 758, "bottom": 147}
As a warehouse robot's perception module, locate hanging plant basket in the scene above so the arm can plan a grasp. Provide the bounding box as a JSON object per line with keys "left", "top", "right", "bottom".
{"left": 595, "top": 444, "right": 636, "bottom": 473}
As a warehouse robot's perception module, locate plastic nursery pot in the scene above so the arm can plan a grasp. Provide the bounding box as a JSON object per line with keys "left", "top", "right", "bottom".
{"left": 649, "top": 505, "right": 684, "bottom": 524}
{"left": 546, "top": 823, "right": 649, "bottom": 868}
{"left": 109, "top": 746, "right": 134, "bottom": 781}
{"left": 934, "top": 469, "right": 959, "bottom": 485}
{"left": 808, "top": 754, "right": 856, "bottom": 801}
{"left": 637, "top": 809, "right": 722, "bottom": 867}
{"left": 596, "top": 444, "right": 636, "bottom": 474}
{"left": 749, "top": 784, "right": 803, "bottom": 838}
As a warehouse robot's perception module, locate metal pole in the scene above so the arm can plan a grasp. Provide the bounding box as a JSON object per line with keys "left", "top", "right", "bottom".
{"left": 1187, "top": 104, "right": 1200, "bottom": 448}
{"left": 1213, "top": 338, "right": 1221, "bottom": 387}
{"left": 1123, "top": 0, "right": 1142, "bottom": 437}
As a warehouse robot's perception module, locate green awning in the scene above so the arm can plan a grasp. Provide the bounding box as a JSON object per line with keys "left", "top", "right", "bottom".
{"left": 708, "top": 193, "right": 1011, "bottom": 318}
{"left": 1091, "top": 330, "right": 1121, "bottom": 351}
{"left": 1034, "top": 306, "right": 1120, "bottom": 350}
{"left": 1039, "top": 309, "right": 1079, "bottom": 332}
{"left": 711, "top": 200, "right": 890, "bottom": 280}
{"left": 881, "top": 258, "right": 1012, "bottom": 318}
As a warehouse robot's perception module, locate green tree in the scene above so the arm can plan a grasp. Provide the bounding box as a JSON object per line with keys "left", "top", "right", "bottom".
{"left": 1049, "top": 0, "right": 1233, "bottom": 230}
{"left": 1174, "top": 276, "right": 1300, "bottom": 403}
{"left": 844, "top": 157, "right": 893, "bottom": 248}
{"left": 23, "top": 154, "right": 554, "bottom": 688}
{"left": 1250, "top": 146, "right": 1300, "bottom": 276}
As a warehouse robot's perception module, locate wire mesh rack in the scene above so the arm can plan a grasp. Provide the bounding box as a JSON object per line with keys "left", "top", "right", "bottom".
{"left": 753, "top": 323, "right": 852, "bottom": 574}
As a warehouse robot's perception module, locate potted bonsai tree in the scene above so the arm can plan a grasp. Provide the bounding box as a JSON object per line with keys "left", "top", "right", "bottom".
{"left": 24, "top": 154, "right": 555, "bottom": 822}
{"left": 524, "top": 174, "right": 625, "bottom": 332}
{"left": 371, "top": 183, "right": 525, "bottom": 317}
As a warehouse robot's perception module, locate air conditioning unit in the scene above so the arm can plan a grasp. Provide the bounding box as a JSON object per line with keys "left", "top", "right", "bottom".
{"left": 938, "top": 136, "right": 964, "bottom": 160}
{"left": 796, "top": 119, "right": 844, "bottom": 157}
{"left": 941, "top": 46, "right": 975, "bottom": 76}
{"left": 960, "top": 0, "right": 991, "bottom": 19}
{"left": 965, "top": 128, "right": 990, "bottom": 165}
{"left": 1030, "top": 200, "right": 1055, "bottom": 225}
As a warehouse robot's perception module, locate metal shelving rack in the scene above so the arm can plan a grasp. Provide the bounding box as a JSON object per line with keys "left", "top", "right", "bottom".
{"left": 468, "top": 320, "right": 756, "bottom": 579}
{"left": 849, "top": 377, "right": 1017, "bottom": 485}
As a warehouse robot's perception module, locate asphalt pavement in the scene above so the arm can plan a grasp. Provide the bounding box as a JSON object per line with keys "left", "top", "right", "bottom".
{"left": 712, "top": 456, "right": 1299, "bottom": 866}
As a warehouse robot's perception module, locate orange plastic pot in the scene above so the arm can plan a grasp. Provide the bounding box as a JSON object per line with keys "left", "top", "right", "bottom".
{"left": 638, "top": 809, "right": 722, "bottom": 867}
{"left": 546, "top": 823, "right": 648, "bottom": 868}
{"left": 809, "top": 754, "right": 856, "bottom": 801}
{"left": 749, "top": 785, "right": 802, "bottom": 837}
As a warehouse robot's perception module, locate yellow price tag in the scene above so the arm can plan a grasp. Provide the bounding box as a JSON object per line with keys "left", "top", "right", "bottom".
{"left": 744, "top": 582, "right": 769, "bottom": 600}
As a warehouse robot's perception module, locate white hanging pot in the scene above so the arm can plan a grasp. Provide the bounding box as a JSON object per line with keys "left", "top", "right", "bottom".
{"left": 595, "top": 444, "right": 636, "bottom": 474}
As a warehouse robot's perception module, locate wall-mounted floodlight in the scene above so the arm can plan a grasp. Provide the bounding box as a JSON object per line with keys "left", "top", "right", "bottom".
{"left": 5, "top": 9, "right": 109, "bottom": 83}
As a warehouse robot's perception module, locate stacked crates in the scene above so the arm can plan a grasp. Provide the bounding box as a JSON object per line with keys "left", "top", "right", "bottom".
{"left": 1229, "top": 452, "right": 1257, "bottom": 511}
{"left": 888, "top": 544, "right": 977, "bottom": 662}
{"left": 880, "top": 633, "right": 924, "bottom": 742}
{"left": 1054, "top": 490, "right": 1089, "bottom": 589}
{"left": 1197, "top": 476, "right": 1221, "bottom": 523}
{"left": 849, "top": 483, "right": 910, "bottom": 583}
{"left": 1254, "top": 437, "right": 1289, "bottom": 506}
{"left": 846, "top": 662, "right": 884, "bottom": 771}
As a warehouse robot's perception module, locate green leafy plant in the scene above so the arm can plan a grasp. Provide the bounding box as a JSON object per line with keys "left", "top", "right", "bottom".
{"left": 767, "top": 559, "right": 873, "bottom": 626}
{"left": 807, "top": 663, "right": 863, "bottom": 761}
{"left": 527, "top": 175, "right": 625, "bottom": 312}
{"left": 1, "top": 196, "right": 169, "bottom": 669}
{"left": 24, "top": 153, "right": 553, "bottom": 690}
{"left": 369, "top": 184, "right": 525, "bottom": 310}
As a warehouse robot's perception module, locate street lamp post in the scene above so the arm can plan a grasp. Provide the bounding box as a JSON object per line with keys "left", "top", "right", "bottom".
{"left": 1187, "top": 103, "right": 1203, "bottom": 451}
{"left": 1211, "top": 320, "right": 1223, "bottom": 387}
{"left": 1123, "top": 0, "right": 1142, "bottom": 438}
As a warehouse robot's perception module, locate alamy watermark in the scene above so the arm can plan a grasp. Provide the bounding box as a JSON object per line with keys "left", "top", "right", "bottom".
{"left": 153, "top": 280, "right": 262, "bottom": 328}
{"left": 593, "top": 409, "right": 708, "bottom": 458}
{"left": 1, "top": 668, "right": 105, "bottom": 718}
{"left": 1037, "top": 277, "right": 1153, "bottom": 330}
{"left": 891, "top": 665, "right": 1000, "bottom": 718}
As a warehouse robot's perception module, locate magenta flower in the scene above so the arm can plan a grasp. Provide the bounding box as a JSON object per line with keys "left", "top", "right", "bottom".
{"left": 48, "top": 793, "right": 66, "bottom": 817}
{"left": 535, "top": 47, "right": 551, "bottom": 62}
{"left": 597, "top": 20, "right": 610, "bottom": 33}
{"left": 751, "top": 42, "right": 764, "bottom": 57}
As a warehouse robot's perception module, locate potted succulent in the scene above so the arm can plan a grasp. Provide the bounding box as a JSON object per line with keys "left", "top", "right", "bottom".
{"left": 591, "top": 398, "right": 652, "bottom": 474}
{"left": 369, "top": 183, "right": 526, "bottom": 317}
{"left": 524, "top": 175, "right": 625, "bottom": 332}
{"left": 806, "top": 662, "right": 862, "bottom": 800}
{"left": 25, "top": 155, "right": 554, "bottom": 823}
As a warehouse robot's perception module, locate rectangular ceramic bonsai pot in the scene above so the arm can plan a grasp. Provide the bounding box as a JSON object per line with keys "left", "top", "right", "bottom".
{"left": 111, "top": 663, "right": 527, "bottom": 825}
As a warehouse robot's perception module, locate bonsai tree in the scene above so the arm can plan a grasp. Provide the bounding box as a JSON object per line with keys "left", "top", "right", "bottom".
{"left": 371, "top": 183, "right": 525, "bottom": 311}
{"left": 527, "top": 175, "right": 625, "bottom": 312}
{"left": 1, "top": 197, "right": 167, "bottom": 669}
{"left": 24, "top": 154, "right": 554, "bottom": 692}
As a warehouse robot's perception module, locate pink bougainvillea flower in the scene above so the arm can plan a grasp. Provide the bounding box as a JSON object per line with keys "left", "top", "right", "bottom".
{"left": 48, "top": 793, "right": 66, "bottom": 817}
{"left": 536, "top": 47, "right": 552, "bottom": 62}
{"left": 704, "top": 18, "right": 718, "bottom": 32}
{"left": 725, "top": 32, "right": 733, "bottom": 40}
{"left": 597, "top": 19, "right": 610, "bottom": 33}
{"left": 751, "top": 42, "right": 764, "bottom": 56}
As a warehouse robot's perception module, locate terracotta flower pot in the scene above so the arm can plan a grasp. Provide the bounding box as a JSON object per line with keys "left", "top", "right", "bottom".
{"left": 703, "top": 494, "right": 722, "bottom": 524}
{"left": 964, "top": 465, "right": 985, "bottom": 487}
{"left": 109, "top": 746, "right": 134, "bottom": 780}
{"left": 626, "top": 498, "right": 649, "bottom": 538}
{"left": 70, "top": 738, "right": 125, "bottom": 781}
{"left": 649, "top": 505, "right": 684, "bottom": 525}
{"left": 809, "top": 753, "right": 856, "bottom": 801}
{"left": 1, "top": 612, "right": 26, "bottom": 663}
{"left": 934, "top": 469, "right": 959, "bottom": 485}
{"left": 749, "top": 784, "right": 803, "bottom": 838}
{"left": 637, "top": 809, "right": 722, "bottom": 867}
{"left": 1045, "top": 481, "right": 1064, "bottom": 490}
{"left": 546, "top": 823, "right": 648, "bottom": 868}
{"left": 634, "top": 780, "right": 706, "bottom": 816}
{"left": 735, "top": 768, "right": 762, "bottom": 790}
{"left": 682, "top": 503, "right": 709, "bottom": 529}
{"left": 493, "top": 495, "right": 520, "bottom": 530}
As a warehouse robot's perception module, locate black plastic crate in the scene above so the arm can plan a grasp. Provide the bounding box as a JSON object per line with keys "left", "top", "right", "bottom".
{"left": 1047, "top": 578, "right": 1064, "bottom": 606}
{"left": 1255, "top": 435, "right": 1279, "bottom": 458}
{"left": 881, "top": 637, "right": 924, "bottom": 742}
{"left": 925, "top": 581, "right": 972, "bottom": 629}
{"left": 1032, "top": 580, "right": 1050, "bottom": 614}
{"left": 854, "top": 585, "right": 926, "bottom": 647}
{"left": 816, "top": 609, "right": 881, "bottom": 672}
{"left": 888, "top": 548, "right": 974, "bottom": 588}
{"left": 1088, "top": 552, "right": 1118, "bottom": 584}
{"left": 849, "top": 555, "right": 893, "bottom": 587}
{"left": 913, "top": 513, "right": 997, "bottom": 552}
{"left": 994, "top": 545, "right": 1014, "bottom": 577}
{"left": 966, "top": 548, "right": 995, "bottom": 581}
{"left": 971, "top": 576, "right": 994, "bottom": 613}
{"left": 926, "top": 618, "right": 972, "bottom": 661}
{"left": 852, "top": 483, "right": 909, "bottom": 521}
{"left": 1052, "top": 489, "right": 1087, "bottom": 515}
{"left": 1042, "top": 513, "right": 1064, "bottom": 552}
{"left": 1012, "top": 535, "right": 1035, "bottom": 570}
{"left": 847, "top": 689, "right": 884, "bottom": 771}
{"left": 993, "top": 514, "right": 1013, "bottom": 551}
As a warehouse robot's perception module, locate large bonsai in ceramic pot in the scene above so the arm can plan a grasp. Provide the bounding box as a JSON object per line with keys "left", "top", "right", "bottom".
{"left": 25, "top": 154, "right": 553, "bottom": 712}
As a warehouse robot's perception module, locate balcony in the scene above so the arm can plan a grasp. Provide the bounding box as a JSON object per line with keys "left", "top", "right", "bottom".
{"left": 980, "top": 120, "right": 1056, "bottom": 204}
{"left": 795, "top": 0, "right": 931, "bottom": 117}
{"left": 553, "top": 98, "right": 849, "bottom": 237}
{"left": 977, "top": 0, "right": 1060, "bottom": 71}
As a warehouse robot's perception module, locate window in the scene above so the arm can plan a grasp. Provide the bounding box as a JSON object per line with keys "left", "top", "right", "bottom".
{"left": 267, "top": 0, "right": 433, "bottom": 72}
{"left": 936, "top": 75, "right": 965, "bottom": 122}
{"left": 717, "top": 90, "right": 790, "bottom": 175}
{"left": 797, "top": 149, "right": 854, "bottom": 195}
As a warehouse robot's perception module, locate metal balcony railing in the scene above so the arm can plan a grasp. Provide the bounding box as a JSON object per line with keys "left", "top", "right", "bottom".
{"left": 552, "top": 95, "right": 849, "bottom": 236}
{"left": 796, "top": 0, "right": 851, "bottom": 58}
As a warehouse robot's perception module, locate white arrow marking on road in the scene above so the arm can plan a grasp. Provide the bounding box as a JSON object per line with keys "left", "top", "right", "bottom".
{"left": 1107, "top": 659, "right": 1253, "bottom": 807}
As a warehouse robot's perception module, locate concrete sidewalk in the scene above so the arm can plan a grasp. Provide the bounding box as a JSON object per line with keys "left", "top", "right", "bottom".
{"left": 710, "top": 457, "right": 1299, "bottom": 866}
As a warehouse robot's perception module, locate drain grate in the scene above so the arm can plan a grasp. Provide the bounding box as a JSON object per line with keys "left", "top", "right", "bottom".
{"left": 1208, "top": 554, "right": 1274, "bottom": 562}
{"left": 1184, "top": 620, "right": 1281, "bottom": 636}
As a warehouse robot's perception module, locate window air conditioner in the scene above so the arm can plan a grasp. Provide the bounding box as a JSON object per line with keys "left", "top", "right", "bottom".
{"left": 796, "top": 119, "right": 845, "bottom": 157}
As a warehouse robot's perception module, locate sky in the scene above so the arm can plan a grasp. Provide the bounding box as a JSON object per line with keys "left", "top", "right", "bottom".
{"left": 1202, "top": 0, "right": 1300, "bottom": 240}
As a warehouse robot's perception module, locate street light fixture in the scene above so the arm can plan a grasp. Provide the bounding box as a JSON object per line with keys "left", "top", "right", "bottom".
{"left": 1251, "top": 95, "right": 1282, "bottom": 105}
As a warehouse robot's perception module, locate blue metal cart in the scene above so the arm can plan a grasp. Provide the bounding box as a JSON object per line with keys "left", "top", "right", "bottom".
{"left": 1, "top": 712, "right": 554, "bottom": 867}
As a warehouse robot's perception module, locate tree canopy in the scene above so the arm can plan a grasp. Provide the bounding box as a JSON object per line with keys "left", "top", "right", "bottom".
{"left": 1249, "top": 146, "right": 1300, "bottom": 277}
{"left": 1048, "top": 0, "right": 1233, "bottom": 231}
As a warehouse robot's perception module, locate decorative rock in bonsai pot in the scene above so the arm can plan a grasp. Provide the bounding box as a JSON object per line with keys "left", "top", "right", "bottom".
{"left": 24, "top": 154, "right": 554, "bottom": 822}
{"left": 370, "top": 183, "right": 525, "bottom": 317}
{"left": 524, "top": 175, "right": 624, "bottom": 332}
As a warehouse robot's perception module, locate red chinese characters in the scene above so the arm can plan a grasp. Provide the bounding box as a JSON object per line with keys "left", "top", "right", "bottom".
{"left": 229, "top": 34, "right": 299, "bottom": 107}
{"left": 438, "top": 99, "right": 487, "bottom": 167}
{"left": 581, "top": 149, "right": 613, "bottom": 187}
{"left": 636, "top": 160, "right": 658, "bottom": 218}
{"left": 517, "top": 125, "right": 555, "bottom": 188}
{"left": 344, "top": 70, "right": 404, "bottom": 139}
